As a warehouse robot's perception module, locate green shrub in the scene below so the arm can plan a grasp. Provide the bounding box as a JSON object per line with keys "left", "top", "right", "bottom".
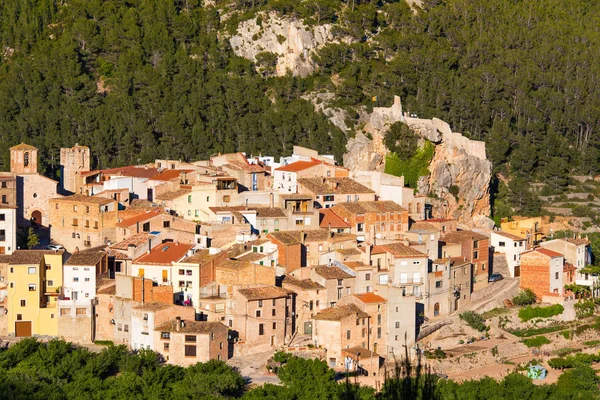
{"left": 518, "top": 304, "right": 564, "bottom": 322}
{"left": 548, "top": 352, "right": 600, "bottom": 369}
{"left": 482, "top": 307, "right": 510, "bottom": 319}
{"left": 459, "top": 311, "right": 487, "bottom": 332}
{"left": 509, "top": 324, "right": 568, "bottom": 337}
{"left": 574, "top": 300, "right": 596, "bottom": 319}
{"left": 512, "top": 289, "right": 537, "bottom": 306}
{"left": 424, "top": 348, "right": 447, "bottom": 359}
{"left": 94, "top": 340, "right": 114, "bottom": 346}
{"left": 385, "top": 141, "right": 434, "bottom": 188}
{"left": 523, "top": 336, "right": 551, "bottom": 348}
{"left": 560, "top": 331, "right": 571, "bottom": 340}
{"left": 584, "top": 340, "right": 600, "bottom": 346}
{"left": 553, "top": 347, "right": 578, "bottom": 357}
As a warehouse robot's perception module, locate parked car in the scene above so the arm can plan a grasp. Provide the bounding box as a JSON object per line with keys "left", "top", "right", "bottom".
{"left": 488, "top": 273, "right": 503, "bottom": 282}
{"left": 46, "top": 245, "right": 64, "bottom": 251}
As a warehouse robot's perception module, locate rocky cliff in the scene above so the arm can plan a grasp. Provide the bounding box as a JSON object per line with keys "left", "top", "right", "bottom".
{"left": 343, "top": 96, "right": 493, "bottom": 226}
{"left": 230, "top": 13, "right": 333, "bottom": 77}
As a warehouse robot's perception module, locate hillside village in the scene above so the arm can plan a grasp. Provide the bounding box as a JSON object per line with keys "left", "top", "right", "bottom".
{"left": 0, "top": 140, "right": 594, "bottom": 382}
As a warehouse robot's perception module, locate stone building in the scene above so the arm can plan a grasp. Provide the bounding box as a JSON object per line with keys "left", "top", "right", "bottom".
{"left": 60, "top": 144, "right": 90, "bottom": 195}
{"left": 331, "top": 201, "right": 409, "bottom": 243}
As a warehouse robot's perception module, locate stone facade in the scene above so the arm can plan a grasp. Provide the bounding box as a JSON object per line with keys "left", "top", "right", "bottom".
{"left": 60, "top": 144, "right": 90, "bottom": 195}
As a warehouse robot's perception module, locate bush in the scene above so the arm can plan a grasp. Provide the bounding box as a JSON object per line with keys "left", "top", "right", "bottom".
{"left": 512, "top": 289, "right": 537, "bottom": 306}
{"left": 548, "top": 352, "right": 600, "bottom": 370}
{"left": 584, "top": 340, "right": 600, "bottom": 346}
{"left": 424, "top": 348, "right": 447, "bottom": 359}
{"left": 509, "top": 324, "right": 568, "bottom": 337}
{"left": 94, "top": 340, "right": 114, "bottom": 346}
{"left": 459, "top": 311, "right": 487, "bottom": 332}
{"left": 518, "top": 304, "right": 564, "bottom": 322}
{"left": 523, "top": 336, "right": 551, "bottom": 348}
{"left": 574, "top": 300, "right": 596, "bottom": 319}
{"left": 553, "top": 347, "right": 578, "bottom": 357}
{"left": 560, "top": 331, "right": 571, "bottom": 340}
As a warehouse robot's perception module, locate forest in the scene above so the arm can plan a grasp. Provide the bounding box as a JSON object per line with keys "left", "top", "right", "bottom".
{"left": 0, "top": 0, "right": 598, "bottom": 210}
{"left": 0, "top": 338, "right": 598, "bottom": 399}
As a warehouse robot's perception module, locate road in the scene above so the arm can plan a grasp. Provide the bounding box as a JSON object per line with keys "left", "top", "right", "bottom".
{"left": 227, "top": 350, "right": 281, "bottom": 385}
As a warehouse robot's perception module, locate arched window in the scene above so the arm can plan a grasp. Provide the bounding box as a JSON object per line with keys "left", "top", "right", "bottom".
{"left": 24, "top": 152, "right": 29, "bottom": 167}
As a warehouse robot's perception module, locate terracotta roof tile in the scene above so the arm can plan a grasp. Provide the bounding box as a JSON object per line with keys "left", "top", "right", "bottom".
{"left": 535, "top": 248, "right": 563, "bottom": 258}
{"left": 254, "top": 207, "right": 286, "bottom": 218}
{"left": 155, "top": 188, "right": 191, "bottom": 201}
{"left": 110, "top": 233, "right": 151, "bottom": 250}
{"left": 332, "top": 201, "right": 405, "bottom": 214}
{"left": 133, "top": 242, "right": 195, "bottom": 265}
{"left": 493, "top": 231, "right": 527, "bottom": 241}
{"left": 97, "top": 284, "right": 116, "bottom": 295}
{"left": 102, "top": 166, "right": 159, "bottom": 179}
{"left": 314, "top": 304, "right": 369, "bottom": 321}
{"left": 10, "top": 143, "right": 37, "bottom": 151}
{"left": 52, "top": 194, "right": 115, "bottom": 205}
{"left": 314, "top": 266, "right": 354, "bottom": 280}
{"left": 354, "top": 292, "right": 386, "bottom": 304}
{"left": 10, "top": 250, "right": 64, "bottom": 265}
{"left": 268, "top": 230, "right": 354, "bottom": 246}
{"left": 180, "top": 249, "right": 219, "bottom": 265}
{"left": 371, "top": 242, "right": 427, "bottom": 258}
{"left": 133, "top": 302, "right": 173, "bottom": 312}
{"left": 149, "top": 169, "right": 194, "bottom": 181}
{"left": 442, "top": 230, "right": 488, "bottom": 243}
{"left": 282, "top": 276, "right": 325, "bottom": 290}
{"left": 237, "top": 286, "right": 291, "bottom": 300}
{"left": 65, "top": 248, "right": 105, "bottom": 266}
{"left": 320, "top": 209, "right": 350, "bottom": 229}
{"left": 116, "top": 210, "right": 163, "bottom": 228}
{"left": 275, "top": 160, "right": 321, "bottom": 173}
{"left": 155, "top": 320, "right": 226, "bottom": 334}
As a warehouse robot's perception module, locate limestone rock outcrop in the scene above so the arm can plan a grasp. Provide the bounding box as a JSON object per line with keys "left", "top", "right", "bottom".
{"left": 343, "top": 96, "right": 492, "bottom": 225}
{"left": 230, "top": 13, "right": 333, "bottom": 77}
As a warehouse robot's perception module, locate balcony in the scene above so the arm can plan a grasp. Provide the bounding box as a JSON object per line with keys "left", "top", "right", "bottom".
{"left": 395, "top": 278, "right": 424, "bottom": 285}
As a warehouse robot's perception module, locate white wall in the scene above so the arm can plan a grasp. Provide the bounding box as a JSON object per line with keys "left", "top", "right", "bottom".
{"left": 490, "top": 232, "right": 525, "bottom": 277}
{"left": 273, "top": 170, "right": 297, "bottom": 193}
{"left": 0, "top": 208, "right": 16, "bottom": 254}
{"left": 63, "top": 265, "right": 97, "bottom": 300}
{"left": 131, "top": 311, "right": 155, "bottom": 350}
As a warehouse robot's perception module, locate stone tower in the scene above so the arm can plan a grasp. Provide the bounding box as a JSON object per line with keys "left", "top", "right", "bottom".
{"left": 60, "top": 144, "right": 90, "bottom": 194}
{"left": 10, "top": 143, "right": 38, "bottom": 174}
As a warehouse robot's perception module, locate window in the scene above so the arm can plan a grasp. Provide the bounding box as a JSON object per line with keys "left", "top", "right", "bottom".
{"left": 183, "top": 334, "right": 196, "bottom": 343}
{"left": 84, "top": 277, "right": 90, "bottom": 282}
{"left": 73, "top": 277, "right": 79, "bottom": 282}
{"left": 395, "top": 321, "right": 400, "bottom": 329}
{"left": 185, "top": 345, "right": 196, "bottom": 357}
{"left": 94, "top": 221, "right": 98, "bottom": 229}
{"left": 377, "top": 327, "right": 382, "bottom": 339}
{"left": 365, "top": 273, "right": 371, "bottom": 281}
{"left": 72, "top": 218, "right": 78, "bottom": 226}
{"left": 47, "top": 280, "right": 53, "bottom": 286}
{"left": 76, "top": 308, "right": 87, "bottom": 316}
{"left": 0, "top": 214, "right": 4, "bottom": 222}
{"left": 272, "top": 299, "right": 276, "bottom": 306}
{"left": 142, "top": 222, "right": 150, "bottom": 232}
{"left": 16, "top": 314, "right": 22, "bottom": 321}
{"left": 273, "top": 322, "right": 277, "bottom": 330}
{"left": 161, "top": 332, "right": 170, "bottom": 339}
{"left": 357, "top": 223, "right": 364, "bottom": 232}
{"left": 473, "top": 251, "right": 479, "bottom": 259}
{"left": 377, "top": 314, "right": 382, "bottom": 325}
{"left": 60, "top": 308, "right": 71, "bottom": 316}
{"left": 481, "top": 263, "right": 486, "bottom": 271}
{"left": 118, "top": 323, "right": 122, "bottom": 331}
{"left": 346, "top": 330, "right": 351, "bottom": 340}
{"left": 473, "top": 240, "right": 479, "bottom": 249}
{"left": 258, "top": 300, "right": 263, "bottom": 307}
{"left": 555, "top": 272, "right": 559, "bottom": 279}
{"left": 337, "top": 287, "right": 343, "bottom": 299}
{"left": 256, "top": 310, "right": 261, "bottom": 317}
{"left": 187, "top": 195, "right": 192, "bottom": 203}
{"left": 272, "top": 309, "right": 276, "bottom": 317}
{"left": 435, "top": 281, "right": 443, "bottom": 288}
{"left": 337, "top": 279, "right": 343, "bottom": 286}
{"left": 124, "top": 324, "right": 129, "bottom": 332}
{"left": 28, "top": 267, "right": 36, "bottom": 274}
{"left": 164, "top": 343, "right": 170, "bottom": 351}
{"left": 295, "top": 218, "right": 304, "bottom": 225}
{"left": 206, "top": 196, "right": 210, "bottom": 202}
{"left": 499, "top": 241, "right": 505, "bottom": 247}
{"left": 28, "top": 284, "right": 36, "bottom": 291}
{"left": 73, "top": 205, "right": 78, "bottom": 212}
{"left": 187, "top": 210, "right": 191, "bottom": 216}
{"left": 259, "top": 324, "right": 264, "bottom": 335}
{"left": 163, "top": 221, "right": 170, "bottom": 228}
{"left": 20, "top": 300, "right": 26, "bottom": 307}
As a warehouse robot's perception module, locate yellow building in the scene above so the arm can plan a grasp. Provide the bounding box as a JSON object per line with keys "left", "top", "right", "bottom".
{"left": 500, "top": 217, "right": 545, "bottom": 249}
{"left": 6, "top": 250, "right": 65, "bottom": 337}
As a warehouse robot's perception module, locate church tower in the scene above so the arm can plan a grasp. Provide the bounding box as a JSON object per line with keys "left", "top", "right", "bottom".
{"left": 60, "top": 144, "right": 90, "bottom": 194}
{"left": 10, "top": 143, "right": 38, "bottom": 174}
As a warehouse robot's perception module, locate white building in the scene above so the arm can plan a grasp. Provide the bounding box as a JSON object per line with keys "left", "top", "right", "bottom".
{"left": 0, "top": 205, "right": 17, "bottom": 255}
{"left": 540, "top": 238, "right": 592, "bottom": 286}
{"left": 63, "top": 249, "right": 107, "bottom": 301}
{"left": 490, "top": 231, "right": 526, "bottom": 278}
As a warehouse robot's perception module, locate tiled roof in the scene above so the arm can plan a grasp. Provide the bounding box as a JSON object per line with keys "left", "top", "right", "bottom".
{"left": 320, "top": 209, "right": 350, "bottom": 229}
{"left": 314, "top": 304, "right": 369, "bottom": 321}
{"left": 371, "top": 242, "right": 427, "bottom": 258}
{"left": 254, "top": 207, "right": 286, "bottom": 218}
{"left": 442, "top": 230, "right": 488, "bottom": 243}
{"left": 133, "top": 242, "right": 195, "bottom": 265}
{"left": 223, "top": 160, "right": 265, "bottom": 173}
{"left": 535, "top": 248, "right": 563, "bottom": 258}
{"left": 0, "top": 255, "right": 12, "bottom": 264}
{"left": 343, "top": 261, "right": 371, "bottom": 270}
{"left": 155, "top": 320, "right": 226, "bottom": 334}
{"left": 9, "top": 250, "right": 64, "bottom": 265}
{"left": 10, "top": 143, "right": 37, "bottom": 151}
{"left": 65, "top": 248, "right": 105, "bottom": 266}
{"left": 237, "top": 286, "right": 291, "bottom": 300}
{"left": 235, "top": 252, "right": 266, "bottom": 262}
{"left": 149, "top": 169, "right": 193, "bottom": 181}
{"left": 432, "top": 257, "right": 470, "bottom": 267}
{"left": 268, "top": 229, "right": 354, "bottom": 246}
{"left": 314, "top": 266, "right": 354, "bottom": 280}
{"left": 354, "top": 292, "right": 386, "bottom": 304}
{"left": 97, "top": 284, "right": 116, "bottom": 295}
{"left": 116, "top": 210, "right": 163, "bottom": 228}
{"left": 409, "top": 222, "right": 438, "bottom": 232}
{"left": 343, "top": 347, "right": 379, "bottom": 359}
{"left": 52, "top": 194, "right": 115, "bottom": 205}
{"left": 567, "top": 238, "right": 589, "bottom": 246}
{"left": 281, "top": 275, "right": 324, "bottom": 290}
{"left": 110, "top": 233, "right": 151, "bottom": 250}
{"left": 275, "top": 160, "right": 321, "bottom": 173}
{"left": 493, "top": 231, "right": 526, "bottom": 241}
{"left": 335, "top": 248, "right": 361, "bottom": 256}
{"left": 155, "top": 188, "right": 191, "bottom": 201}
{"left": 332, "top": 201, "right": 405, "bottom": 214}
{"left": 180, "top": 249, "right": 219, "bottom": 265}
{"left": 298, "top": 177, "right": 375, "bottom": 195}
{"left": 106, "top": 249, "right": 129, "bottom": 260}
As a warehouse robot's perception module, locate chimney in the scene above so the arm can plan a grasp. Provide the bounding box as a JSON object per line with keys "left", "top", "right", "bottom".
{"left": 175, "top": 316, "right": 181, "bottom": 332}
{"left": 75, "top": 246, "right": 79, "bottom": 253}
{"left": 270, "top": 192, "right": 274, "bottom": 208}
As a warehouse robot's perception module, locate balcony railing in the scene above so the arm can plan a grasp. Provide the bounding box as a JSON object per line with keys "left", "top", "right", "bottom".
{"left": 395, "top": 278, "right": 424, "bottom": 285}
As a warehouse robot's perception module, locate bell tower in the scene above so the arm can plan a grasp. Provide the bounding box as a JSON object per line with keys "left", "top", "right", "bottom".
{"left": 10, "top": 143, "right": 38, "bottom": 174}
{"left": 60, "top": 144, "right": 90, "bottom": 194}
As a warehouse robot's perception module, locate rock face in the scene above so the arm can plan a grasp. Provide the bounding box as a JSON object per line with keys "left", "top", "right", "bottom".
{"left": 230, "top": 13, "right": 333, "bottom": 77}
{"left": 343, "top": 96, "right": 492, "bottom": 225}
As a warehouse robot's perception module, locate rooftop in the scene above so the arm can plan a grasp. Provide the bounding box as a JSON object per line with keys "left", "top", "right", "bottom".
{"left": 320, "top": 209, "right": 351, "bottom": 229}
{"left": 155, "top": 320, "right": 225, "bottom": 334}
{"left": 354, "top": 292, "right": 386, "bottom": 304}
{"left": 493, "top": 231, "right": 526, "bottom": 241}
{"left": 180, "top": 249, "right": 220, "bottom": 265}
{"left": 237, "top": 286, "right": 291, "bottom": 301}
{"left": 65, "top": 248, "right": 105, "bottom": 266}
{"left": 110, "top": 233, "right": 151, "bottom": 250}
{"left": 133, "top": 302, "right": 173, "bottom": 312}
{"left": 51, "top": 194, "right": 115, "bottom": 205}
{"left": 314, "top": 265, "right": 354, "bottom": 280}
{"left": 409, "top": 222, "right": 438, "bottom": 232}
{"left": 254, "top": 207, "right": 286, "bottom": 218}
{"left": 442, "top": 230, "right": 488, "bottom": 243}
{"left": 275, "top": 160, "right": 321, "bottom": 173}
{"left": 97, "top": 284, "right": 116, "bottom": 295}
{"left": 533, "top": 248, "right": 563, "bottom": 258}
{"left": 371, "top": 242, "right": 427, "bottom": 258}
{"left": 281, "top": 275, "right": 325, "bottom": 290}
{"left": 116, "top": 210, "right": 163, "bottom": 228}
{"left": 342, "top": 347, "right": 379, "bottom": 359}
{"left": 10, "top": 250, "right": 64, "bottom": 265}
{"left": 222, "top": 160, "right": 266, "bottom": 173}
{"left": 10, "top": 143, "right": 37, "bottom": 151}
{"left": 101, "top": 166, "right": 159, "bottom": 179}
{"left": 297, "top": 177, "right": 375, "bottom": 195}
{"left": 149, "top": 169, "right": 194, "bottom": 181}
{"left": 314, "top": 304, "right": 369, "bottom": 321}
{"left": 155, "top": 188, "right": 191, "bottom": 201}
{"left": 133, "top": 242, "right": 195, "bottom": 265}
{"left": 332, "top": 200, "right": 405, "bottom": 214}
{"left": 235, "top": 252, "right": 267, "bottom": 263}
{"left": 268, "top": 229, "right": 354, "bottom": 246}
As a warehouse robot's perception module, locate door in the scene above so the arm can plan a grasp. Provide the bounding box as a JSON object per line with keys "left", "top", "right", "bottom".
{"left": 514, "top": 265, "right": 521, "bottom": 277}
{"left": 138, "top": 268, "right": 145, "bottom": 278}
{"left": 31, "top": 210, "right": 42, "bottom": 225}
{"left": 434, "top": 302, "right": 440, "bottom": 317}
{"left": 304, "top": 321, "right": 312, "bottom": 335}
{"left": 162, "top": 270, "right": 168, "bottom": 283}
{"left": 15, "top": 321, "right": 32, "bottom": 337}
{"left": 147, "top": 188, "right": 153, "bottom": 202}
